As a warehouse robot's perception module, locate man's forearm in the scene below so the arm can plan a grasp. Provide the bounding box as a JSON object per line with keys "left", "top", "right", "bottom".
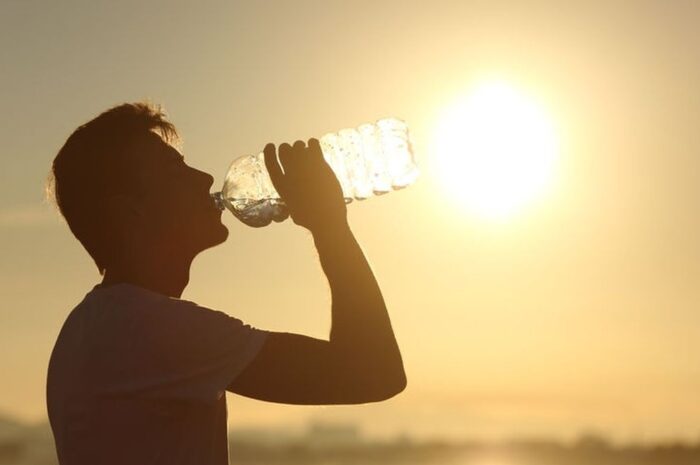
{"left": 311, "top": 221, "right": 405, "bottom": 386}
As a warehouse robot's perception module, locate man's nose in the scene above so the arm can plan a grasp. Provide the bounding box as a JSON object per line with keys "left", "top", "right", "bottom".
{"left": 204, "top": 172, "right": 214, "bottom": 191}
{"left": 194, "top": 169, "right": 215, "bottom": 191}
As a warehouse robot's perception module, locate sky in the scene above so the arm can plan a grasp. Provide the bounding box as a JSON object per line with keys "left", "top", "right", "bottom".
{"left": 2, "top": 0, "right": 700, "bottom": 443}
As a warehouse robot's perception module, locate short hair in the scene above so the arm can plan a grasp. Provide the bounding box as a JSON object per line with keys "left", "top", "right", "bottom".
{"left": 47, "top": 102, "right": 178, "bottom": 275}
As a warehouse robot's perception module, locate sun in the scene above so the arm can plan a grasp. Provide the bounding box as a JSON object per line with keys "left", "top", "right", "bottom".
{"left": 431, "top": 80, "right": 559, "bottom": 221}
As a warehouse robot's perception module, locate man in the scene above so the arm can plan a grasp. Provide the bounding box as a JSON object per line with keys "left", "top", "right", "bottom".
{"left": 46, "top": 102, "right": 406, "bottom": 464}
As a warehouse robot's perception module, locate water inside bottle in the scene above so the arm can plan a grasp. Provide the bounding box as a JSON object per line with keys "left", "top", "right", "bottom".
{"left": 214, "top": 193, "right": 356, "bottom": 227}
{"left": 222, "top": 197, "right": 288, "bottom": 227}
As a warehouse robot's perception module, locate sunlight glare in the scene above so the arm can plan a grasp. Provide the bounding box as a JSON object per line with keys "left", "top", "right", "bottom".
{"left": 431, "top": 80, "right": 559, "bottom": 221}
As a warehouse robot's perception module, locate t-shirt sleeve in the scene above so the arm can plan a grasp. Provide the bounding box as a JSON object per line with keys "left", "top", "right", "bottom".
{"left": 101, "top": 296, "right": 270, "bottom": 404}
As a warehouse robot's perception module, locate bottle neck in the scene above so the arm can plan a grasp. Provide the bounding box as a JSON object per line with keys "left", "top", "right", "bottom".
{"left": 211, "top": 192, "right": 226, "bottom": 211}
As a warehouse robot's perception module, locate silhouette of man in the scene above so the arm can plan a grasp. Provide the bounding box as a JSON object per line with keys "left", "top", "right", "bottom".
{"left": 46, "top": 103, "right": 406, "bottom": 465}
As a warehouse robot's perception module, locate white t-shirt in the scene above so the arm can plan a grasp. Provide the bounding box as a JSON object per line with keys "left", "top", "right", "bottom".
{"left": 47, "top": 283, "right": 269, "bottom": 465}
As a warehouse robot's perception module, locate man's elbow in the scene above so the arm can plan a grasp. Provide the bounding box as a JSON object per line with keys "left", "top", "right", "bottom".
{"left": 339, "top": 350, "right": 407, "bottom": 403}
{"left": 387, "top": 371, "right": 407, "bottom": 398}
{"left": 367, "top": 369, "right": 407, "bottom": 402}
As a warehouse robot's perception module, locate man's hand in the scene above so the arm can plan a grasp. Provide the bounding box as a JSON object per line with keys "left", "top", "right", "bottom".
{"left": 264, "top": 139, "right": 348, "bottom": 233}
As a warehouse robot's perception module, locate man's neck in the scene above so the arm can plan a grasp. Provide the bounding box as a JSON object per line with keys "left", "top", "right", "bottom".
{"left": 101, "top": 255, "right": 194, "bottom": 299}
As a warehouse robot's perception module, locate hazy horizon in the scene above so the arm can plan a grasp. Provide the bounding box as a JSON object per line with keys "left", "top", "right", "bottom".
{"left": 2, "top": 0, "right": 700, "bottom": 444}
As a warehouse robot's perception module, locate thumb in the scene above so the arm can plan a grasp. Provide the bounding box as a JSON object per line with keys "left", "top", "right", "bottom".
{"left": 263, "top": 143, "right": 286, "bottom": 198}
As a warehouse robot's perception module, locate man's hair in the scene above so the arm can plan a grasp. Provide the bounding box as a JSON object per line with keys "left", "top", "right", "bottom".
{"left": 47, "top": 102, "right": 178, "bottom": 275}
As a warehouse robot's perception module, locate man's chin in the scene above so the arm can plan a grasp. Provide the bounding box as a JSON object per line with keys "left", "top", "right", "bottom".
{"left": 196, "top": 222, "right": 229, "bottom": 253}
{"left": 211, "top": 223, "right": 229, "bottom": 246}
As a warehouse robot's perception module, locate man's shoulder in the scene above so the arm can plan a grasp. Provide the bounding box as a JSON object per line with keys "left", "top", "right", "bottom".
{"left": 55, "top": 283, "right": 190, "bottom": 344}
{"left": 82, "top": 283, "right": 205, "bottom": 317}
{"left": 56, "top": 283, "right": 257, "bottom": 358}
{"left": 86, "top": 283, "right": 243, "bottom": 331}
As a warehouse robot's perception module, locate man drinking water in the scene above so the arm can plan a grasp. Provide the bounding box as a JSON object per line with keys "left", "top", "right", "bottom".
{"left": 46, "top": 102, "right": 406, "bottom": 464}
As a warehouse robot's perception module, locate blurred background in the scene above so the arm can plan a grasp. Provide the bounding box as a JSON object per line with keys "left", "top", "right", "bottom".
{"left": 2, "top": 1, "right": 700, "bottom": 464}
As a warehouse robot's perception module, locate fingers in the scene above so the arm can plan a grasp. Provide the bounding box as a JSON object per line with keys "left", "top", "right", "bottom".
{"left": 263, "top": 143, "right": 286, "bottom": 196}
{"left": 278, "top": 142, "right": 294, "bottom": 172}
{"left": 292, "top": 140, "right": 310, "bottom": 167}
{"left": 265, "top": 139, "right": 321, "bottom": 196}
{"left": 308, "top": 138, "right": 323, "bottom": 161}
{"left": 281, "top": 140, "right": 313, "bottom": 172}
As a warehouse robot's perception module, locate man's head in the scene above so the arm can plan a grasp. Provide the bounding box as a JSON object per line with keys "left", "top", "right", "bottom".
{"left": 48, "top": 102, "right": 228, "bottom": 275}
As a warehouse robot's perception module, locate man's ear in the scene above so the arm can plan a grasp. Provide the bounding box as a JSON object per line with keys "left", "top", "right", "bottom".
{"left": 104, "top": 194, "right": 142, "bottom": 225}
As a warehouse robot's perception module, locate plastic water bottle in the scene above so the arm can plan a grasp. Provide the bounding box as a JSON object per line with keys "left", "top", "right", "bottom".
{"left": 211, "top": 117, "right": 419, "bottom": 227}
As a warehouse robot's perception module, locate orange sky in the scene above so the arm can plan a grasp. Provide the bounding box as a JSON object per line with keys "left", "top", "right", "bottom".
{"left": 2, "top": 0, "right": 700, "bottom": 443}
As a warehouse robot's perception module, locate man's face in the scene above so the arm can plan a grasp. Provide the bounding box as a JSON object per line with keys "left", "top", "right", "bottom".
{"left": 124, "top": 132, "right": 228, "bottom": 257}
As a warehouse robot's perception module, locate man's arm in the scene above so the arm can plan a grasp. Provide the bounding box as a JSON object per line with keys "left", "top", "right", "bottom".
{"left": 227, "top": 139, "right": 406, "bottom": 404}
